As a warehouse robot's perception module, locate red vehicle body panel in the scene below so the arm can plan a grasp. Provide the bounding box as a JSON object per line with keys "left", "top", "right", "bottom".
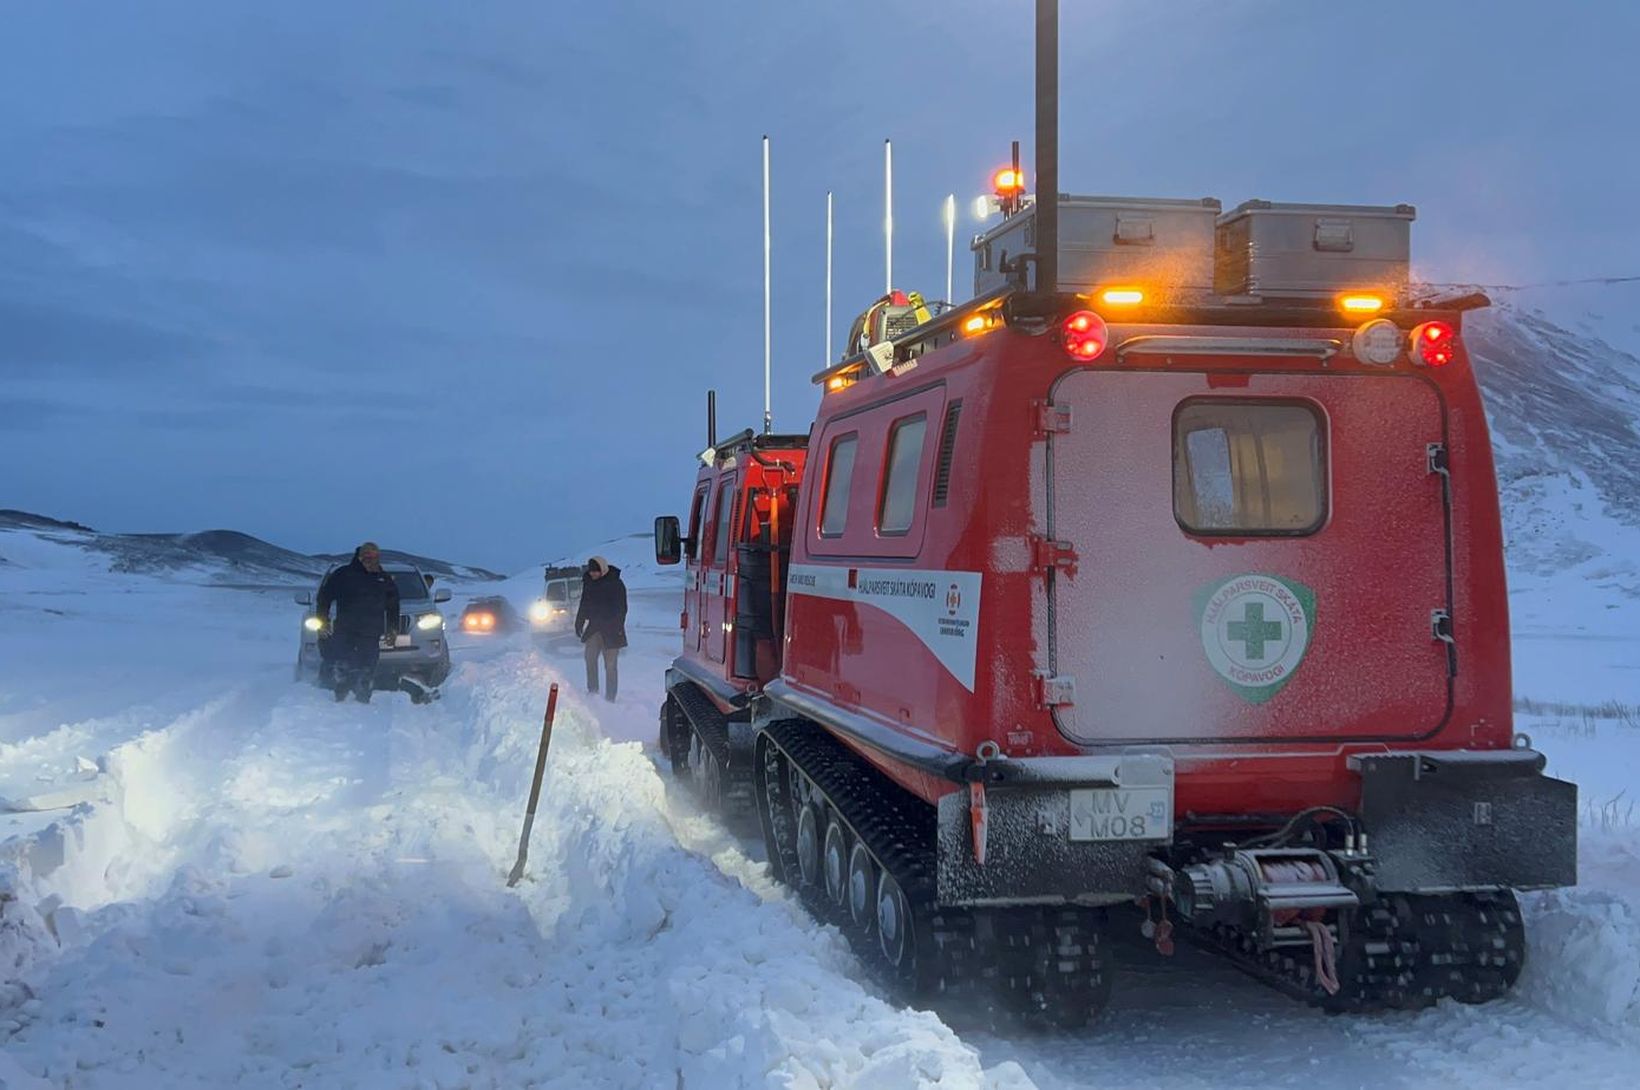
{"left": 779, "top": 316, "right": 1512, "bottom": 824}
{"left": 676, "top": 441, "right": 808, "bottom": 711}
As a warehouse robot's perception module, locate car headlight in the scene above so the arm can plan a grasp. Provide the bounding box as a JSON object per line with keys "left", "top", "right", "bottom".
{"left": 303, "top": 616, "right": 323, "bottom": 632}
{"left": 529, "top": 600, "right": 552, "bottom": 623}
{"left": 416, "top": 613, "right": 445, "bottom": 631}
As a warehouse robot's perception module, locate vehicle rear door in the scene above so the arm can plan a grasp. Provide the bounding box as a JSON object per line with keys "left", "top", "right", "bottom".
{"left": 702, "top": 475, "right": 739, "bottom": 665}
{"left": 1045, "top": 362, "right": 1452, "bottom": 745}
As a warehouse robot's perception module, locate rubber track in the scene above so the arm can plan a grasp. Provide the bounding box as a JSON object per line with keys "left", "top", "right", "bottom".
{"left": 667, "top": 683, "right": 755, "bottom": 820}
{"left": 1185, "top": 890, "right": 1525, "bottom": 1012}
{"left": 760, "top": 720, "right": 1111, "bottom": 1027}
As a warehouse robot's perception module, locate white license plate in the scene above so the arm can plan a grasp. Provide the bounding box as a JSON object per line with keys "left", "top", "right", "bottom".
{"left": 392, "top": 635, "right": 413, "bottom": 648}
{"left": 1068, "top": 787, "right": 1172, "bottom": 841}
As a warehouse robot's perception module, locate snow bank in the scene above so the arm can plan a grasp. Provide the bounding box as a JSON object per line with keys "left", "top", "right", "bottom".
{"left": 1523, "top": 882, "right": 1640, "bottom": 1030}
{"left": 0, "top": 636, "right": 1020, "bottom": 1087}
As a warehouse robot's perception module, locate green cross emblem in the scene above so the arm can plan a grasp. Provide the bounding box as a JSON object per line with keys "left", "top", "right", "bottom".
{"left": 1194, "top": 574, "right": 1317, "bottom": 704}
{"left": 1226, "top": 602, "right": 1283, "bottom": 661}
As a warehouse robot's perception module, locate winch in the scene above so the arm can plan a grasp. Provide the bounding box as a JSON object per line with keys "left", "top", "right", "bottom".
{"left": 1174, "top": 848, "right": 1359, "bottom": 948}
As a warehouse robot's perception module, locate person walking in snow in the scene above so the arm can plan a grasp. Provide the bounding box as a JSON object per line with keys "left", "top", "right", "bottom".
{"left": 575, "top": 556, "right": 627, "bottom": 702}
{"left": 315, "top": 541, "right": 400, "bottom": 703}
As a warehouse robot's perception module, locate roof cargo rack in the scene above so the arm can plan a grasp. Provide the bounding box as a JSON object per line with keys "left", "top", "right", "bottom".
{"left": 972, "top": 195, "right": 1220, "bottom": 298}
{"left": 1215, "top": 200, "right": 1415, "bottom": 299}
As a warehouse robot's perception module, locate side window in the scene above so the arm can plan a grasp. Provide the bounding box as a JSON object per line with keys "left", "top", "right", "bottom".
{"left": 877, "top": 414, "right": 927, "bottom": 535}
{"left": 820, "top": 434, "right": 859, "bottom": 537}
{"left": 1173, "top": 400, "right": 1326, "bottom": 535}
{"left": 685, "top": 486, "right": 707, "bottom": 561}
{"left": 711, "top": 481, "right": 735, "bottom": 564}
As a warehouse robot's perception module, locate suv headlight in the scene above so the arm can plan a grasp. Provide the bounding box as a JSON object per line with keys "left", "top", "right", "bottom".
{"left": 416, "top": 613, "right": 445, "bottom": 631}
{"left": 529, "top": 600, "right": 552, "bottom": 623}
{"left": 304, "top": 616, "right": 323, "bottom": 632}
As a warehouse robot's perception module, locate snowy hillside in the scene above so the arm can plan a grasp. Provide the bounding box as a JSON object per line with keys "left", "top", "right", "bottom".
{"left": 0, "top": 510, "right": 502, "bottom": 585}
{"left": 1465, "top": 282, "right": 1640, "bottom": 703}
{"left": 547, "top": 531, "right": 686, "bottom": 592}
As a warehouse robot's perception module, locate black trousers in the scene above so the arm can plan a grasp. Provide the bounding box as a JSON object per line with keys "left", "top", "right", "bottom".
{"left": 327, "top": 628, "right": 382, "bottom": 697}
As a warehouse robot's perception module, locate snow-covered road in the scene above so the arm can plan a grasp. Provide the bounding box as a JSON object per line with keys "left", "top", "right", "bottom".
{"left": 2, "top": 535, "right": 1637, "bottom": 1088}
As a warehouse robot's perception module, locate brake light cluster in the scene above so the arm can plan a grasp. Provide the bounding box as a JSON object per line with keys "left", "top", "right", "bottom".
{"left": 463, "top": 611, "right": 496, "bottom": 632}
{"left": 1060, "top": 310, "right": 1109, "bottom": 361}
{"left": 1411, "top": 321, "right": 1456, "bottom": 367}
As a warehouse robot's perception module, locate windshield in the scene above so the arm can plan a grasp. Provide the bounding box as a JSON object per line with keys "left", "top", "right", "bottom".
{"left": 390, "top": 572, "right": 430, "bottom": 601}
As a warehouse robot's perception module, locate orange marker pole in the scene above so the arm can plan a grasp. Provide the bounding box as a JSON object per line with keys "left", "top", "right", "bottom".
{"left": 506, "top": 682, "right": 560, "bottom": 887}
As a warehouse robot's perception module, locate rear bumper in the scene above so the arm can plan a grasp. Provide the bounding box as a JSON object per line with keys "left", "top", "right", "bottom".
{"left": 928, "top": 747, "right": 1576, "bottom": 907}
{"left": 934, "top": 754, "right": 1175, "bottom": 907}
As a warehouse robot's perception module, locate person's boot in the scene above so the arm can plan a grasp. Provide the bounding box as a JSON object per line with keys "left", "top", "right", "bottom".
{"left": 333, "top": 687, "right": 347, "bottom": 703}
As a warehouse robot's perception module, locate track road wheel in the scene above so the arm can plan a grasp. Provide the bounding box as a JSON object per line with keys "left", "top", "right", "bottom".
{"left": 876, "top": 872, "right": 915, "bottom": 971}
{"left": 847, "top": 842, "right": 877, "bottom": 933}
{"left": 822, "top": 818, "right": 850, "bottom": 907}
{"left": 796, "top": 803, "right": 823, "bottom": 888}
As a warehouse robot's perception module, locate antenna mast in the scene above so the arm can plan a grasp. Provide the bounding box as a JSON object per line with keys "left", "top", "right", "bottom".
{"left": 825, "top": 191, "right": 834, "bottom": 365}
{"left": 943, "top": 194, "right": 956, "bottom": 305}
{"left": 762, "top": 135, "right": 772, "bottom": 434}
{"left": 1035, "top": 0, "right": 1058, "bottom": 295}
{"left": 884, "top": 139, "right": 894, "bottom": 294}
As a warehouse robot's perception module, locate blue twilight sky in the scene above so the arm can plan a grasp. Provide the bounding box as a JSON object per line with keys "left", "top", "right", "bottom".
{"left": 3, "top": 1, "right": 1638, "bottom": 572}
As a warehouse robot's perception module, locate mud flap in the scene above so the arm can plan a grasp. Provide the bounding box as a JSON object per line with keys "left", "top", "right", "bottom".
{"left": 1351, "top": 750, "right": 1577, "bottom": 892}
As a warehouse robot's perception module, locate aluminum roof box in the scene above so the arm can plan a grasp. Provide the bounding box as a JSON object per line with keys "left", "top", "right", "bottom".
{"left": 1215, "top": 200, "right": 1415, "bottom": 298}
{"left": 972, "top": 195, "right": 1220, "bottom": 298}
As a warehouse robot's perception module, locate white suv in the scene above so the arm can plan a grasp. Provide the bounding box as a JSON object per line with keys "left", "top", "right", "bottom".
{"left": 294, "top": 565, "right": 452, "bottom": 701}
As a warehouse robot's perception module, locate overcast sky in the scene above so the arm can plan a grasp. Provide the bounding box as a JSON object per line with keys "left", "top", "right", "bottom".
{"left": 3, "top": 1, "right": 1638, "bottom": 572}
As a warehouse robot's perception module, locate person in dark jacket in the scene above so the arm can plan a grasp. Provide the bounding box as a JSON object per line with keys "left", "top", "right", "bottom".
{"left": 575, "top": 556, "right": 627, "bottom": 701}
{"left": 315, "top": 541, "right": 400, "bottom": 703}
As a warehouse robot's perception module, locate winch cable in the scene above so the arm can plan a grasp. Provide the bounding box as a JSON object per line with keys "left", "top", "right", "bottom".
{"left": 1261, "top": 857, "right": 1343, "bottom": 996}
{"left": 1302, "top": 920, "right": 1342, "bottom": 995}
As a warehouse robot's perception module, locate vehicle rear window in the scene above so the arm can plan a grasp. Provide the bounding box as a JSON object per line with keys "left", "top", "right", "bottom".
{"left": 686, "top": 486, "right": 707, "bottom": 562}
{"left": 1173, "top": 401, "right": 1326, "bottom": 535}
{"left": 878, "top": 414, "right": 927, "bottom": 535}
{"left": 820, "top": 434, "right": 858, "bottom": 537}
{"left": 712, "top": 480, "right": 735, "bottom": 564}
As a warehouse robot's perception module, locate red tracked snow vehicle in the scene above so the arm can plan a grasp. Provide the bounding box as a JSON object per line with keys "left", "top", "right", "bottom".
{"left": 655, "top": 3, "right": 1576, "bottom": 1025}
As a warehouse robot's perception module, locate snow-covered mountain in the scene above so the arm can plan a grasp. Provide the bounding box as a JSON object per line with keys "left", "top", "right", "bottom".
{"left": 1460, "top": 282, "right": 1640, "bottom": 701}
{"left": 1469, "top": 281, "right": 1640, "bottom": 592}
{"left": 0, "top": 510, "right": 502, "bottom": 585}
{"left": 546, "top": 531, "right": 684, "bottom": 592}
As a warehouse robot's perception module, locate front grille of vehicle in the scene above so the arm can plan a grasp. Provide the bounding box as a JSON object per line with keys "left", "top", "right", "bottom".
{"left": 398, "top": 615, "right": 413, "bottom": 635}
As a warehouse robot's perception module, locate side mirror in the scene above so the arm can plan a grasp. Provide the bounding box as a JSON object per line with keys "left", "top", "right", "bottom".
{"left": 654, "top": 515, "right": 682, "bottom": 566}
{"left": 434, "top": 589, "right": 452, "bottom": 603}
{"left": 294, "top": 591, "right": 313, "bottom": 606}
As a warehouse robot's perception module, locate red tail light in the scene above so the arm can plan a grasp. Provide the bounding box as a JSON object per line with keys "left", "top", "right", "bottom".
{"left": 1411, "top": 321, "right": 1457, "bottom": 367}
{"left": 1061, "top": 310, "right": 1109, "bottom": 361}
